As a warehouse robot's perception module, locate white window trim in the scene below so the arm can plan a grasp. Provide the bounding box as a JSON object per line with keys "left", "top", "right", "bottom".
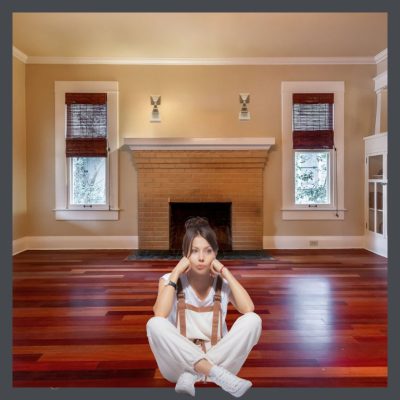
{"left": 281, "top": 81, "right": 345, "bottom": 220}
{"left": 54, "top": 81, "right": 119, "bottom": 220}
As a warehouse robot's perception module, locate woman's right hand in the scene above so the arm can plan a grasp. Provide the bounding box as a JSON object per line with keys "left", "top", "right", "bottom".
{"left": 173, "top": 256, "right": 191, "bottom": 276}
{"left": 154, "top": 256, "right": 191, "bottom": 317}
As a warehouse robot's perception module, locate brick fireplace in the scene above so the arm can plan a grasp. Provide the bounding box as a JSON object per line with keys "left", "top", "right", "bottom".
{"left": 124, "top": 138, "right": 274, "bottom": 250}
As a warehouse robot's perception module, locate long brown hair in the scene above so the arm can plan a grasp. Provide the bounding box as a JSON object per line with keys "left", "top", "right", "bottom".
{"left": 182, "top": 217, "right": 218, "bottom": 257}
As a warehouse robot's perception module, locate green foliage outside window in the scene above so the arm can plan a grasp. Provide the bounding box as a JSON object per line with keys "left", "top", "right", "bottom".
{"left": 295, "top": 152, "right": 329, "bottom": 204}
{"left": 71, "top": 157, "right": 106, "bottom": 205}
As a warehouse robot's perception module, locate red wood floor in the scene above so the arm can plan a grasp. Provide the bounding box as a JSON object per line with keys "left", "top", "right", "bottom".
{"left": 13, "top": 249, "right": 387, "bottom": 387}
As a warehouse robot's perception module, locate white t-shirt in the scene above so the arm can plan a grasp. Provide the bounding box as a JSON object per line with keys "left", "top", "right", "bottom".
{"left": 161, "top": 272, "right": 231, "bottom": 338}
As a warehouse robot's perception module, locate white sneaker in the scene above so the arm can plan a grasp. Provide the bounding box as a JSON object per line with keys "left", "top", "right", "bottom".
{"left": 209, "top": 366, "right": 252, "bottom": 397}
{"left": 175, "top": 371, "right": 197, "bottom": 396}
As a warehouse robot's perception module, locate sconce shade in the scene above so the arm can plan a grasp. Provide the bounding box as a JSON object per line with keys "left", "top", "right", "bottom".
{"left": 239, "top": 93, "right": 250, "bottom": 120}
{"left": 150, "top": 95, "right": 161, "bottom": 122}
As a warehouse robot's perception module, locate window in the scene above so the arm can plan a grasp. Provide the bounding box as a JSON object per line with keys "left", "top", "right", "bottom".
{"left": 66, "top": 93, "right": 108, "bottom": 209}
{"left": 281, "top": 82, "right": 345, "bottom": 220}
{"left": 70, "top": 157, "right": 107, "bottom": 205}
{"left": 295, "top": 151, "right": 330, "bottom": 205}
{"left": 54, "top": 82, "right": 119, "bottom": 220}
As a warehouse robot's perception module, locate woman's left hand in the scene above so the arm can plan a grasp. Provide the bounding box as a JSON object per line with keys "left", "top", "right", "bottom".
{"left": 210, "top": 259, "right": 225, "bottom": 277}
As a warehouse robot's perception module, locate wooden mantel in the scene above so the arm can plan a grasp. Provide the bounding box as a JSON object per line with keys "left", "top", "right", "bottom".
{"left": 123, "top": 137, "right": 275, "bottom": 151}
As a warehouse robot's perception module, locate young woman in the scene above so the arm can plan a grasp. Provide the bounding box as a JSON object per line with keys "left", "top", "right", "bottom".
{"left": 146, "top": 217, "right": 262, "bottom": 397}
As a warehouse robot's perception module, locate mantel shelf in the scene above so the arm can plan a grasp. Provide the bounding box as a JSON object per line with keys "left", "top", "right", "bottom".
{"left": 122, "top": 137, "right": 275, "bottom": 151}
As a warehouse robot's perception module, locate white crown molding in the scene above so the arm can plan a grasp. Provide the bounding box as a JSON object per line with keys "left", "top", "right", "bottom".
{"left": 13, "top": 236, "right": 139, "bottom": 254}
{"left": 12, "top": 45, "right": 381, "bottom": 66}
{"left": 22, "top": 56, "right": 376, "bottom": 66}
{"left": 123, "top": 137, "right": 275, "bottom": 151}
{"left": 13, "top": 46, "right": 28, "bottom": 63}
{"left": 374, "top": 48, "right": 388, "bottom": 64}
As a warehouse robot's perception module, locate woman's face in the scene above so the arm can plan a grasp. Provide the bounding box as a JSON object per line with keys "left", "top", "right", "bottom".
{"left": 188, "top": 235, "right": 216, "bottom": 274}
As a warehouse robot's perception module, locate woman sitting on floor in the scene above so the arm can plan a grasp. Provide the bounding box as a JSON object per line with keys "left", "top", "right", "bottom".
{"left": 146, "top": 216, "right": 262, "bottom": 397}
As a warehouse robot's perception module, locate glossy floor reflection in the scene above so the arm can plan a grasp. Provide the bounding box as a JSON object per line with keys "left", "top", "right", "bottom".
{"left": 13, "top": 249, "right": 387, "bottom": 387}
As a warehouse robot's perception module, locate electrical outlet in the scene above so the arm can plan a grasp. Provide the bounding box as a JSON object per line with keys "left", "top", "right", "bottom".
{"left": 309, "top": 240, "right": 318, "bottom": 247}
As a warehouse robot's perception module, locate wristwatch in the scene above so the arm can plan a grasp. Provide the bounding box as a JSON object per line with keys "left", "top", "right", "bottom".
{"left": 165, "top": 280, "right": 177, "bottom": 290}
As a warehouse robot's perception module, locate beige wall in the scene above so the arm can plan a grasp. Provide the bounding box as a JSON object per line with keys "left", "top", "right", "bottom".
{"left": 22, "top": 63, "right": 376, "bottom": 238}
{"left": 13, "top": 57, "right": 27, "bottom": 240}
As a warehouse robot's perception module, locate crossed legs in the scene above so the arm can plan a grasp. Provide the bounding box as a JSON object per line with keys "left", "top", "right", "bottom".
{"left": 146, "top": 312, "right": 262, "bottom": 382}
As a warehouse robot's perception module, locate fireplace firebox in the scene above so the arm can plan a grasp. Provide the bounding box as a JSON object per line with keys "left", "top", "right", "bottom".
{"left": 169, "top": 202, "right": 232, "bottom": 251}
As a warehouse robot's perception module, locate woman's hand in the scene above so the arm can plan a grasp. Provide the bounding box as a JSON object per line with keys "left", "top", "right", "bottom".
{"left": 210, "top": 258, "right": 226, "bottom": 277}
{"left": 153, "top": 256, "right": 190, "bottom": 317}
{"left": 168, "top": 257, "right": 190, "bottom": 287}
{"left": 173, "top": 256, "right": 191, "bottom": 276}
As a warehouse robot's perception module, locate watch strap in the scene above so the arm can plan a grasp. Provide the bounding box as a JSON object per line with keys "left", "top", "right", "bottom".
{"left": 166, "top": 280, "right": 177, "bottom": 290}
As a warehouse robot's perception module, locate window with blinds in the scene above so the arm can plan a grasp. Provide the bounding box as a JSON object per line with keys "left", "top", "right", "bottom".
{"left": 292, "top": 93, "right": 334, "bottom": 149}
{"left": 55, "top": 81, "right": 119, "bottom": 219}
{"left": 65, "top": 93, "right": 108, "bottom": 157}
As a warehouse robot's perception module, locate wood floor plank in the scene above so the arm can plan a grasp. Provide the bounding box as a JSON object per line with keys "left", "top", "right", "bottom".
{"left": 239, "top": 366, "right": 388, "bottom": 378}
{"left": 13, "top": 248, "right": 387, "bottom": 387}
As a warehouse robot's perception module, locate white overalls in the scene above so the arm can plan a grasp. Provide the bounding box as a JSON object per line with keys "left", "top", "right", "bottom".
{"left": 146, "top": 273, "right": 262, "bottom": 383}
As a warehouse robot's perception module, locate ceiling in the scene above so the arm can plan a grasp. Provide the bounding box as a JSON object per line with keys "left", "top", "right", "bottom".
{"left": 13, "top": 12, "right": 387, "bottom": 60}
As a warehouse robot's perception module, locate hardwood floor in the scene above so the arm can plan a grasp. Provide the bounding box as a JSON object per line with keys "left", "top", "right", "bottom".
{"left": 13, "top": 249, "right": 387, "bottom": 387}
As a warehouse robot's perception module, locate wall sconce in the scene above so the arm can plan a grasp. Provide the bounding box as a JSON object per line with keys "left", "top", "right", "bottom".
{"left": 150, "top": 95, "right": 161, "bottom": 122}
{"left": 239, "top": 93, "right": 250, "bottom": 120}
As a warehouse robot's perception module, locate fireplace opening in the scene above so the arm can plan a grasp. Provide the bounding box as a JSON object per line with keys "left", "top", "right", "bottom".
{"left": 169, "top": 202, "right": 232, "bottom": 251}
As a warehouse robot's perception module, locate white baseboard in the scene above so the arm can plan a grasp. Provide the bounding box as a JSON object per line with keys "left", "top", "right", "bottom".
{"left": 13, "top": 235, "right": 367, "bottom": 255}
{"left": 365, "top": 232, "right": 387, "bottom": 257}
{"left": 12, "top": 237, "right": 31, "bottom": 255}
{"left": 12, "top": 236, "right": 139, "bottom": 255}
{"left": 263, "top": 235, "right": 365, "bottom": 249}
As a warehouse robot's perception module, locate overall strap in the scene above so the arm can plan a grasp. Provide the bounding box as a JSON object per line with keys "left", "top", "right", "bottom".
{"left": 211, "top": 276, "right": 223, "bottom": 345}
{"left": 176, "top": 278, "right": 186, "bottom": 337}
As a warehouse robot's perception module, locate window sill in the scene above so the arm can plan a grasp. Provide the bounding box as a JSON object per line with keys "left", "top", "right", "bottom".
{"left": 54, "top": 209, "right": 120, "bottom": 221}
{"left": 281, "top": 208, "right": 346, "bottom": 220}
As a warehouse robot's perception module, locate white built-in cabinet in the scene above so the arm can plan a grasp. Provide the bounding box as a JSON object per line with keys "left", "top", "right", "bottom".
{"left": 364, "top": 133, "right": 387, "bottom": 257}
{"left": 363, "top": 68, "right": 387, "bottom": 257}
